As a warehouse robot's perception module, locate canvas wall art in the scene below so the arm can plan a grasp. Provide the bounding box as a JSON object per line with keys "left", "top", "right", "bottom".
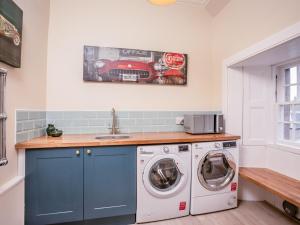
{"left": 0, "top": 0, "right": 23, "bottom": 68}
{"left": 83, "top": 46, "right": 188, "bottom": 85}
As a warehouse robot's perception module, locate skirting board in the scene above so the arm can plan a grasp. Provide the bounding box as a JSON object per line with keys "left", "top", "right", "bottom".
{"left": 0, "top": 175, "right": 24, "bottom": 196}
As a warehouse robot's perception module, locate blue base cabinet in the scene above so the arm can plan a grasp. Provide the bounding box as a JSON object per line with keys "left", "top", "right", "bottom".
{"left": 84, "top": 147, "right": 136, "bottom": 220}
{"left": 25, "top": 148, "right": 84, "bottom": 225}
{"left": 25, "top": 146, "right": 136, "bottom": 225}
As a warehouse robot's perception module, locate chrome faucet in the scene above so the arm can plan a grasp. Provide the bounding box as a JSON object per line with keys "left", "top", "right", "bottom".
{"left": 110, "top": 108, "right": 119, "bottom": 135}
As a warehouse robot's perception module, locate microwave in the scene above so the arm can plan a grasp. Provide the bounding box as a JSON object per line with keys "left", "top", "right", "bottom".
{"left": 184, "top": 114, "right": 224, "bottom": 134}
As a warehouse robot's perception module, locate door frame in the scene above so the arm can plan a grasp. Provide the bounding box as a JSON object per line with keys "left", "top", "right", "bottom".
{"left": 222, "top": 21, "right": 300, "bottom": 121}
{"left": 222, "top": 21, "right": 300, "bottom": 201}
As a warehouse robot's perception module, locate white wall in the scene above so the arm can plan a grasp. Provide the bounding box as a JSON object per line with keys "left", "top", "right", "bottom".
{"left": 0, "top": 181, "right": 24, "bottom": 225}
{"left": 267, "top": 146, "right": 300, "bottom": 180}
{"left": 0, "top": 0, "right": 49, "bottom": 186}
{"left": 0, "top": 1, "right": 49, "bottom": 224}
{"left": 46, "top": 0, "right": 215, "bottom": 111}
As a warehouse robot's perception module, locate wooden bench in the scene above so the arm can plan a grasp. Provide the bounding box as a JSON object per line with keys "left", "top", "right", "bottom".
{"left": 239, "top": 167, "right": 300, "bottom": 208}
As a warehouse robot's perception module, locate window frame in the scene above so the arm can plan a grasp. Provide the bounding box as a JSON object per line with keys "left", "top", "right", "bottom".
{"left": 275, "top": 61, "right": 300, "bottom": 148}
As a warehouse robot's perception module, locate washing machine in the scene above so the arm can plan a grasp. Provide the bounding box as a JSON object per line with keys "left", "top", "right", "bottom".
{"left": 190, "top": 141, "right": 239, "bottom": 215}
{"left": 136, "top": 144, "right": 191, "bottom": 223}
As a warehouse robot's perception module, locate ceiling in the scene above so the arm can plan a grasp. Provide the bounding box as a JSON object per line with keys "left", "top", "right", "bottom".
{"left": 177, "top": 0, "right": 210, "bottom": 6}
{"left": 177, "top": 0, "right": 231, "bottom": 17}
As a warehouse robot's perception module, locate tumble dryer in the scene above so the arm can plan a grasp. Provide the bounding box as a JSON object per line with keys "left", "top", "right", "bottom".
{"left": 190, "top": 141, "right": 239, "bottom": 215}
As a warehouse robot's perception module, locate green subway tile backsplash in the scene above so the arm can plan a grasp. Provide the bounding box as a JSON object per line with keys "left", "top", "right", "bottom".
{"left": 16, "top": 110, "right": 47, "bottom": 143}
{"left": 16, "top": 110, "right": 221, "bottom": 143}
{"left": 46, "top": 110, "right": 221, "bottom": 135}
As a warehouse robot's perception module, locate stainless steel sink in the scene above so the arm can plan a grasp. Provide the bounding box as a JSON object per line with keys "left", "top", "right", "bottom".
{"left": 95, "top": 134, "right": 131, "bottom": 140}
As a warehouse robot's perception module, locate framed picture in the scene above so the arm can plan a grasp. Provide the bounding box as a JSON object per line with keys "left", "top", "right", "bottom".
{"left": 0, "top": 0, "right": 23, "bottom": 68}
{"left": 83, "top": 46, "right": 188, "bottom": 85}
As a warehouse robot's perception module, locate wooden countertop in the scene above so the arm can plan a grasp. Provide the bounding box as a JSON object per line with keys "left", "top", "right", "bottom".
{"left": 15, "top": 132, "right": 240, "bottom": 150}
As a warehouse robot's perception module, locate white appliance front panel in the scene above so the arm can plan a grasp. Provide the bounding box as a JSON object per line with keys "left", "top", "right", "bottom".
{"left": 136, "top": 144, "right": 191, "bottom": 223}
{"left": 190, "top": 192, "right": 238, "bottom": 215}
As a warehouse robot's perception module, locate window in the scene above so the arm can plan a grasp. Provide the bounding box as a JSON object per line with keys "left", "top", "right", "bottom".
{"left": 276, "top": 62, "right": 300, "bottom": 146}
{"left": 0, "top": 68, "right": 7, "bottom": 166}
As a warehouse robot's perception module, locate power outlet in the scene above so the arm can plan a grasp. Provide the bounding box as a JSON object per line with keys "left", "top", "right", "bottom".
{"left": 176, "top": 117, "right": 184, "bottom": 125}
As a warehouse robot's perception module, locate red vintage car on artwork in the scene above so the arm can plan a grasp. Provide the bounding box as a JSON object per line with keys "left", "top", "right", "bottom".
{"left": 87, "top": 46, "right": 187, "bottom": 85}
{"left": 94, "top": 59, "right": 157, "bottom": 83}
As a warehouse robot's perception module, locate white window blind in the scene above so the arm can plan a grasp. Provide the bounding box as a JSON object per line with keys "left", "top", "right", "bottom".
{"left": 0, "top": 68, "right": 8, "bottom": 166}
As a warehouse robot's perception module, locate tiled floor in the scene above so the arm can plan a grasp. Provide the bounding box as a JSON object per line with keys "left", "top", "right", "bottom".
{"left": 136, "top": 201, "right": 298, "bottom": 225}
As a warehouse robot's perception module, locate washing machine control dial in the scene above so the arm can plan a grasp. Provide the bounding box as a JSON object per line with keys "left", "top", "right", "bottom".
{"left": 214, "top": 142, "right": 222, "bottom": 149}
{"left": 163, "top": 146, "right": 170, "bottom": 153}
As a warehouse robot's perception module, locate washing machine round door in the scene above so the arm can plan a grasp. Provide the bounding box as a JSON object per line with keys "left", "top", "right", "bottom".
{"left": 198, "top": 150, "right": 236, "bottom": 191}
{"left": 143, "top": 154, "right": 188, "bottom": 198}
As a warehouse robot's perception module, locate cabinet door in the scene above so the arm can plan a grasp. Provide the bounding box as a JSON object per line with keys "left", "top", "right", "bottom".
{"left": 84, "top": 146, "right": 136, "bottom": 220}
{"left": 25, "top": 148, "right": 83, "bottom": 225}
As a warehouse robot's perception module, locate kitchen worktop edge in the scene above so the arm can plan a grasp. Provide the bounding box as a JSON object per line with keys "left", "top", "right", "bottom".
{"left": 15, "top": 132, "right": 240, "bottom": 150}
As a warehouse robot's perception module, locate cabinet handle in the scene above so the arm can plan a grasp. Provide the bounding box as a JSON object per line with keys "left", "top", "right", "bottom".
{"left": 76, "top": 150, "right": 80, "bottom": 156}
{"left": 86, "top": 149, "right": 92, "bottom": 155}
